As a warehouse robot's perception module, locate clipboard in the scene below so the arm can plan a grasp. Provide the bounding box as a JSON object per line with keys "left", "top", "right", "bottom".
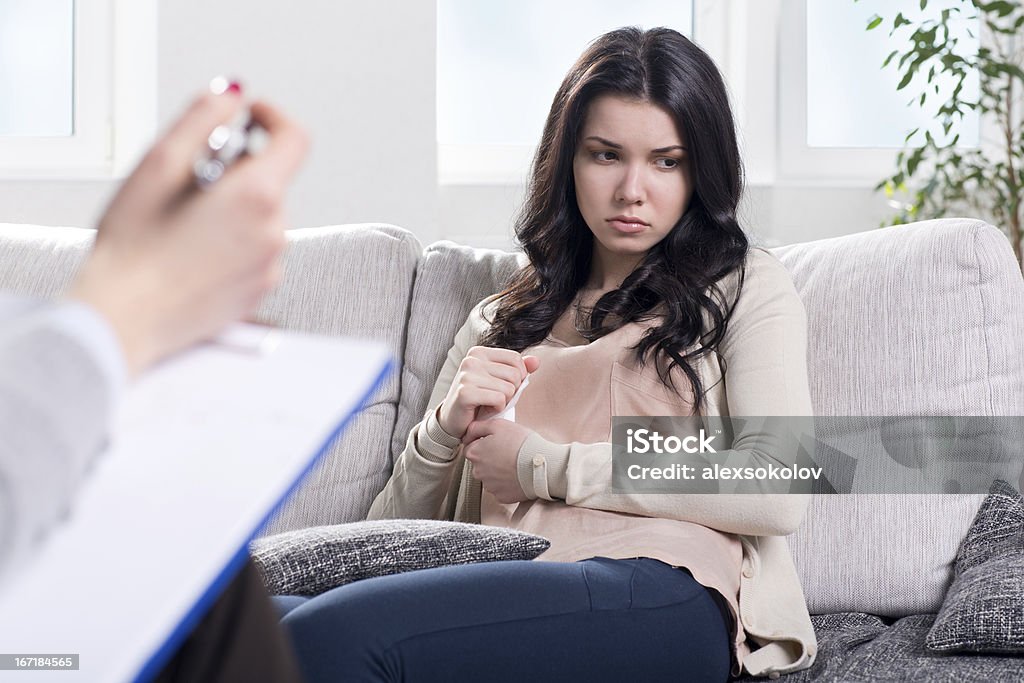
{"left": 0, "top": 324, "right": 392, "bottom": 682}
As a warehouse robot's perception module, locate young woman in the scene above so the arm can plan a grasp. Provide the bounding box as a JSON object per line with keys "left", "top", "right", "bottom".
{"left": 280, "top": 27, "right": 816, "bottom": 681}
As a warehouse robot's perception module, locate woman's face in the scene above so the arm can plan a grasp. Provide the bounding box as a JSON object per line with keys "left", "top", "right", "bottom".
{"left": 573, "top": 95, "right": 693, "bottom": 276}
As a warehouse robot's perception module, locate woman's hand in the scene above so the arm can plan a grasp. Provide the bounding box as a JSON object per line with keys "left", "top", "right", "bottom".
{"left": 463, "top": 419, "right": 534, "bottom": 503}
{"left": 69, "top": 86, "right": 308, "bottom": 376}
{"left": 436, "top": 347, "right": 539, "bottom": 439}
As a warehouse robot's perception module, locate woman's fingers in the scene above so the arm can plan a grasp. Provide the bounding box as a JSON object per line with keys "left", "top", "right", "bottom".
{"left": 466, "top": 346, "right": 530, "bottom": 380}
{"left": 458, "top": 385, "right": 509, "bottom": 411}
{"left": 463, "top": 419, "right": 497, "bottom": 443}
{"left": 478, "top": 375, "right": 517, "bottom": 402}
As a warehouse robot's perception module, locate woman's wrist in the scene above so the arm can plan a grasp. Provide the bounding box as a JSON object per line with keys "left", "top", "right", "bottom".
{"left": 516, "top": 433, "right": 571, "bottom": 501}
{"left": 416, "top": 406, "right": 462, "bottom": 462}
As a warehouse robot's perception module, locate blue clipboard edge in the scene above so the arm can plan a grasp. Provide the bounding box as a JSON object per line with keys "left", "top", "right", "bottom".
{"left": 132, "top": 354, "right": 394, "bottom": 683}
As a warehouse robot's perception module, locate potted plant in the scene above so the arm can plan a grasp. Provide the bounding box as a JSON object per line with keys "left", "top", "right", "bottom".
{"left": 864, "top": 0, "right": 1023, "bottom": 271}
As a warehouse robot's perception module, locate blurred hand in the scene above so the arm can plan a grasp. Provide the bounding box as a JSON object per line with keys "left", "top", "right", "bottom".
{"left": 69, "top": 86, "right": 308, "bottom": 375}
{"left": 437, "top": 347, "right": 539, "bottom": 439}
{"left": 463, "top": 418, "right": 533, "bottom": 503}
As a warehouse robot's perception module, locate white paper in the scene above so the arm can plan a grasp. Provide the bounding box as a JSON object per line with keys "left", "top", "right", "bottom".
{"left": 0, "top": 324, "right": 391, "bottom": 682}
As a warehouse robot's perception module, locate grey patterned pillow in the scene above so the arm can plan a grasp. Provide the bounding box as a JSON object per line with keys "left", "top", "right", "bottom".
{"left": 250, "top": 519, "right": 550, "bottom": 596}
{"left": 926, "top": 480, "right": 1024, "bottom": 653}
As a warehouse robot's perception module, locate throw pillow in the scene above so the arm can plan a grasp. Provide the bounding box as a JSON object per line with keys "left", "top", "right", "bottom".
{"left": 926, "top": 480, "right": 1024, "bottom": 653}
{"left": 250, "top": 519, "right": 551, "bottom": 596}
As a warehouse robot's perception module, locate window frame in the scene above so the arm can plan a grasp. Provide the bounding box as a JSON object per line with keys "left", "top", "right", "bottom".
{"left": 776, "top": 0, "right": 993, "bottom": 187}
{"left": 0, "top": 0, "right": 157, "bottom": 180}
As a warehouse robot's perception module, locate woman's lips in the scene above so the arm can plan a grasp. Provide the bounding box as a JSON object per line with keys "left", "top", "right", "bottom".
{"left": 607, "top": 218, "right": 648, "bottom": 233}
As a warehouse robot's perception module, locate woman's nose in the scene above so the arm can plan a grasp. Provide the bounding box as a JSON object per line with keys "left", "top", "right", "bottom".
{"left": 615, "top": 165, "right": 645, "bottom": 204}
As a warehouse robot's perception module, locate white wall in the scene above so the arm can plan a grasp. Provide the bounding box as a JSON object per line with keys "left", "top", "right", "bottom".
{"left": 0, "top": 0, "right": 894, "bottom": 249}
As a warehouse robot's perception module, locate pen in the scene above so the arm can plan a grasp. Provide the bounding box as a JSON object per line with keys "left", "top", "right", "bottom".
{"left": 193, "top": 110, "right": 258, "bottom": 188}
{"left": 193, "top": 78, "right": 266, "bottom": 188}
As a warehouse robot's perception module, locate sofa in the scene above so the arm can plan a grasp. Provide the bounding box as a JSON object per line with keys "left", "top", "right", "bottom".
{"left": 1, "top": 217, "right": 1022, "bottom": 681}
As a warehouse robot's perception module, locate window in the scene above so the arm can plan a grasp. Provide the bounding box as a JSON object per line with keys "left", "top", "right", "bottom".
{"left": 805, "top": 0, "right": 979, "bottom": 148}
{"left": 0, "top": 0, "right": 157, "bottom": 179}
{"left": 0, "top": 0, "right": 74, "bottom": 136}
{"left": 437, "top": 0, "right": 694, "bottom": 184}
{"left": 779, "top": 0, "right": 981, "bottom": 183}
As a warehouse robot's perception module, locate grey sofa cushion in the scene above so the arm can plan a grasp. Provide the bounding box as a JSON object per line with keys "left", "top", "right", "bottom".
{"left": 259, "top": 225, "right": 422, "bottom": 533}
{"left": 758, "top": 614, "right": 1024, "bottom": 683}
{"left": 775, "top": 219, "right": 1024, "bottom": 616}
{"left": 250, "top": 520, "right": 551, "bottom": 596}
{"left": 926, "top": 480, "right": 1024, "bottom": 653}
{"left": 391, "top": 241, "right": 522, "bottom": 463}
{"left": 954, "top": 479, "right": 1024, "bottom": 575}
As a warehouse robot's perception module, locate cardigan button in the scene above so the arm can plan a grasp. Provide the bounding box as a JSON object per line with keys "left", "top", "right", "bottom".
{"left": 742, "top": 567, "right": 754, "bottom": 578}
{"left": 532, "top": 456, "right": 544, "bottom": 468}
{"left": 768, "top": 673, "right": 780, "bottom": 680}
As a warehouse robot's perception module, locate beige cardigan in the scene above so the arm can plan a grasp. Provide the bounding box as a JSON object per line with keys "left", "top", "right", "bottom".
{"left": 368, "top": 248, "right": 817, "bottom": 678}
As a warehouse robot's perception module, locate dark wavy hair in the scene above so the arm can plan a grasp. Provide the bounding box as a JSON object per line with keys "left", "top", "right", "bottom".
{"left": 479, "top": 26, "right": 748, "bottom": 413}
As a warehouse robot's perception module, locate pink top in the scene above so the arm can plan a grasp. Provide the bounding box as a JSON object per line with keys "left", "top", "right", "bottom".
{"left": 480, "top": 316, "right": 750, "bottom": 672}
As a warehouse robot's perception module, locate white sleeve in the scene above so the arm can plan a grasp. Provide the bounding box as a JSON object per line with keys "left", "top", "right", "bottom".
{"left": 0, "top": 295, "right": 127, "bottom": 581}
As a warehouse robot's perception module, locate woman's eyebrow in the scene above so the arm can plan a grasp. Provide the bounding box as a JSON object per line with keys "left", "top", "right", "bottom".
{"left": 584, "top": 136, "right": 622, "bottom": 149}
{"left": 583, "top": 136, "right": 687, "bottom": 153}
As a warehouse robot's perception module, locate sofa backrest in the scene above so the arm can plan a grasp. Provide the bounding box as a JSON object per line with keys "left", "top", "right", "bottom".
{"left": 775, "top": 218, "right": 1023, "bottom": 615}
{"left": 772, "top": 217, "right": 1022, "bottom": 416}
{"left": 391, "top": 241, "right": 524, "bottom": 463}
{"left": 257, "top": 225, "right": 421, "bottom": 533}
{"left": 0, "top": 224, "right": 92, "bottom": 296}
{"left": 401, "top": 218, "right": 1024, "bottom": 616}
{"left": 0, "top": 222, "right": 421, "bottom": 535}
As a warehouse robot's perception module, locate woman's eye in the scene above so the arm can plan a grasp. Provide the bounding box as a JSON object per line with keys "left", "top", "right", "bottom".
{"left": 656, "top": 157, "right": 680, "bottom": 169}
{"left": 594, "top": 151, "right": 618, "bottom": 162}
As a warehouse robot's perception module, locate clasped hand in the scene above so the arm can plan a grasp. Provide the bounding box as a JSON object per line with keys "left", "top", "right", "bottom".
{"left": 437, "top": 346, "right": 540, "bottom": 503}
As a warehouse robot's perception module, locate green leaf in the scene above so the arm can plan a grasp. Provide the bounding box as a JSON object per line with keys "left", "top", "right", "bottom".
{"left": 978, "top": 1, "right": 1016, "bottom": 18}
{"left": 905, "top": 127, "right": 921, "bottom": 143}
{"left": 894, "top": 12, "right": 911, "bottom": 30}
{"left": 940, "top": 54, "right": 961, "bottom": 69}
{"left": 897, "top": 70, "right": 915, "bottom": 90}
{"left": 908, "top": 150, "right": 924, "bottom": 176}
{"left": 1000, "top": 63, "right": 1024, "bottom": 82}
{"left": 882, "top": 50, "right": 899, "bottom": 68}
{"left": 920, "top": 0, "right": 927, "bottom": 10}
{"left": 867, "top": 14, "right": 883, "bottom": 30}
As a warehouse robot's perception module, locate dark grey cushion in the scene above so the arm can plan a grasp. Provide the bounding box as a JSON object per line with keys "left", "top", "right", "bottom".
{"left": 250, "top": 519, "right": 550, "bottom": 596}
{"left": 926, "top": 480, "right": 1024, "bottom": 653}
{"left": 734, "top": 613, "right": 1024, "bottom": 682}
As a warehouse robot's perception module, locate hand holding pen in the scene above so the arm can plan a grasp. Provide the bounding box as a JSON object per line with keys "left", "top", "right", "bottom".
{"left": 69, "top": 77, "right": 309, "bottom": 376}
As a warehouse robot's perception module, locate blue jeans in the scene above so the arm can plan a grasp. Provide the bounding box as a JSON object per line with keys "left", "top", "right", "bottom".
{"left": 276, "top": 557, "right": 731, "bottom": 682}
